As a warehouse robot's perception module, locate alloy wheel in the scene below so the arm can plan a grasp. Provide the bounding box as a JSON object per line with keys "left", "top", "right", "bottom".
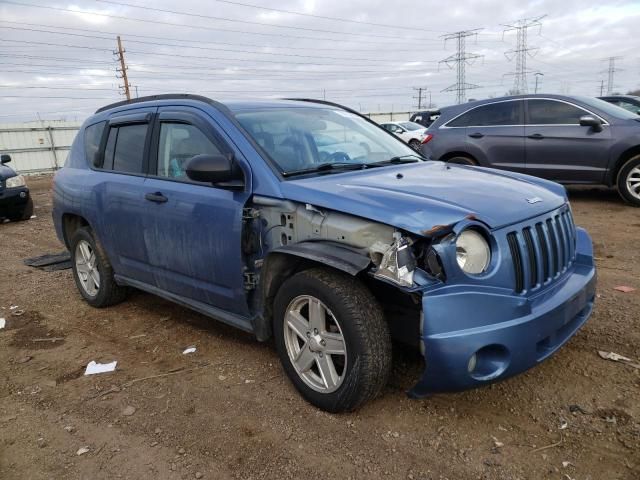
{"left": 75, "top": 239, "right": 100, "bottom": 297}
{"left": 283, "top": 295, "right": 347, "bottom": 393}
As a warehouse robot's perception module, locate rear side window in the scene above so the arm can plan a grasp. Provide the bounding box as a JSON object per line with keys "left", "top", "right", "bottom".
{"left": 447, "top": 101, "right": 523, "bottom": 127}
{"left": 84, "top": 121, "right": 106, "bottom": 166}
{"left": 527, "top": 100, "right": 587, "bottom": 125}
{"left": 100, "top": 123, "right": 148, "bottom": 174}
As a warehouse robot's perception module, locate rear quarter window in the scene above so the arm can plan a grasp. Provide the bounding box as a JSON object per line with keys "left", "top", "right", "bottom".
{"left": 84, "top": 121, "right": 106, "bottom": 167}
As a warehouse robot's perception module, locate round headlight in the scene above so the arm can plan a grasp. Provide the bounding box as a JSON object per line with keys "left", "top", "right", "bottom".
{"left": 456, "top": 229, "right": 490, "bottom": 274}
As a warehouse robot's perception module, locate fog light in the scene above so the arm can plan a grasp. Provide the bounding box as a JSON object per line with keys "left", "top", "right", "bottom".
{"left": 467, "top": 353, "right": 477, "bottom": 373}
{"left": 19, "top": 191, "right": 26, "bottom": 198}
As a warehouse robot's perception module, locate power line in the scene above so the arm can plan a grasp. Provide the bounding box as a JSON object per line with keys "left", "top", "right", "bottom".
{"left": 0, "top": 25, "right": 437, "bottom": 64}
{"left": 502, "top": 15, "right": 545, "bottom": 94}
{"left": 412, "top": 87, "right": 431, "bottom": 109}
{"left": 189, "top": 0, "right": 445, "bottom": 32}
{"left": 95, "top": 0, "right": 439, "bottom": 41}
{"left": 439, "top": 29, "right": 483, "bottom": 104}
{"left": 0, "top": 0, "right": 437, "bottom": 46}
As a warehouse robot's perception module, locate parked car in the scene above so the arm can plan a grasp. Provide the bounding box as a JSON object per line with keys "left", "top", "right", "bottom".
{"left": 0, "top": 154, "right": 33, "bottom": 222}
{"left": 379, "top": 121, "right": 428, "bottom": 150}
{"left": 421, "top": 94, "right": 640, "bottom": 206}
{"left": 410, "top": 109, "right": 440, "bottom": 128}
{"left": 598, "top": 95, "right": 640, "bottom": 115}
{"left": 53, "top": 95, "right": 596, "bottom": 412}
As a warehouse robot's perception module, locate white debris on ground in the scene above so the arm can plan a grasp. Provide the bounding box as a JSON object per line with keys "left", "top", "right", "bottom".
{"left": 182, "top": 346, "right": 196, "bottom": 354}
{"left": 0, "top": 318, "right": 5, "bottom": 329}
{"left": 84, "top": 360, "right": 117, "bottom": 375}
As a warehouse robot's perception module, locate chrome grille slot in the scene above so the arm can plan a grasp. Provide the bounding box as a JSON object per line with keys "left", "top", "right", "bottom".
{"left": 509, "top": 207, "right": 577, "bottom": 294}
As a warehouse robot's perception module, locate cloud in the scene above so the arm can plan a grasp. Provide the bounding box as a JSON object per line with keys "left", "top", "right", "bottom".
{"left": 0, "top": 0, "right": 638, "bottom": 122}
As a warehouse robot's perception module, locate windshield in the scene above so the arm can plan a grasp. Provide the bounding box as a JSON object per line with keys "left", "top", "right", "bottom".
{"left": 234, "top": 107, "right": 419, "bottom": 175}
{"left": 399, "top": 121, "right": 425, "bottom": 131}
{"left": 573, "top": 96, "right": 640, "bottom": 120}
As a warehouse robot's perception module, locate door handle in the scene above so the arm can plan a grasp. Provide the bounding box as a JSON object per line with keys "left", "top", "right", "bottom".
{"left": 468, "top": 132, "right": 484, "bottom": 139}
{"left": 145, "top": 192, "right": 168, "bottom": 203}
{"left": 528, "top": 133, "right": 544, "bottom": 140}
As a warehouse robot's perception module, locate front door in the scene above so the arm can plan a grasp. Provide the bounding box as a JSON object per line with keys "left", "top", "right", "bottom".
{"left": 142, "top": 107, "right": 252, "bottom": 315}
{"left": 524, "top": 99, "right": 613, "bottom": 183}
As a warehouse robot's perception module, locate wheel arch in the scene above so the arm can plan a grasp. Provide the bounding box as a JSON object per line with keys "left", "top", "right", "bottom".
{"left": 61, "top": 213, "right": 92, "bottom": 249}
{"left": 439, "top": 151, "right": 479, "bottom": 165}
{"left": 611, "top": 145, "right": 640, "bottom": 186}
{"left": 252, "top": 242, "right": 372, "bottom": 341}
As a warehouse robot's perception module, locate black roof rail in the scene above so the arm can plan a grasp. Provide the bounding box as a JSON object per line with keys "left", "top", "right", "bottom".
{"left": 95, "top": 93, "right": 216, "bottom": 114}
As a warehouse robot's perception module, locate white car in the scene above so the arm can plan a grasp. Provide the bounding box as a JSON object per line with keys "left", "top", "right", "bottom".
{"left": 379, "top": 121, "right": 429, "bottom": 151}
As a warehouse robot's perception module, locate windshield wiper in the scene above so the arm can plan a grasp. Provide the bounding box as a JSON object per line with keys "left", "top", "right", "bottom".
{"left": 370, "top": 154, "right": 424, "bottom": 166}
{"left": 282, "top": 162, "right": 368, "bottom": 177}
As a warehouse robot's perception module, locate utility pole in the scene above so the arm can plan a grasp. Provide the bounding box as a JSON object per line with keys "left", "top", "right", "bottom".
{"left": 599, "top": 79, "right": 605, "bottom": 96}
{"left": 534, "top": 72, "right": 544, "bottom": 94}
{"left": 412, "top": 87, "right": 429, "bottom": 110}
{"left": 439, "top": 29, "right": 483, "bottom": 104}
{"left": 115, "top": 36, "right": 131, "bottom": 101}
{"left": 503, "top": 16, "right": 545, "bottom": 94}
{"left": 602, "top": 56, "right": 622, "bottom": 95}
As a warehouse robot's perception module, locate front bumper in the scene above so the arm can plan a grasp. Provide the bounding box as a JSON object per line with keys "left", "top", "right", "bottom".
{"left": 410, "top": 227, "right": 596, "bottom": 396}
{"left": 0, "top": 186, "right": 30, "bottom": 218}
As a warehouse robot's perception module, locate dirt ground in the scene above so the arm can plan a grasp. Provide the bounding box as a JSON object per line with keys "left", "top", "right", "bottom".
{"left": 0, "top": 175, "right": 638, "bottom": 480}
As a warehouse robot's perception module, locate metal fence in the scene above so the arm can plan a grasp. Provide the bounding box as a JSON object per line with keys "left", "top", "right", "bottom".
{"left": 0, "top": 120, "right": 80, "bottom": 174}
{"left": 2, "top": 112, "right": 415, "bottom": 174}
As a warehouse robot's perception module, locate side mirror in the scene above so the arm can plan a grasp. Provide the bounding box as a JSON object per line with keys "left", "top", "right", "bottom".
{"left": 579, "top": 115, "right": 603, "bottom": 132}
{"left": 1, "top": 154, "right": 11, "bottom": 164}
{"left": 185, "top": 153, "right": 243, "bottom": 189}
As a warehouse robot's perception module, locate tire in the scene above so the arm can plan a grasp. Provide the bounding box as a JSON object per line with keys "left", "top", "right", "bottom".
{"left": 70, "top": 227, "right": 128, "bottom": 307}
{"left": 447, "top": 155, "right": 477, "bottom": 166}
{"left": 408, "top": 139, "right": 421, "bottom": 151}
{"left": 617, "top": 154, "right": 640, "bottom": 207}
{"left": 273, "top": 268, "right": 392, "bottom": 412}
{"left": 7, "top": 197, "right": 33, "bottom": 222}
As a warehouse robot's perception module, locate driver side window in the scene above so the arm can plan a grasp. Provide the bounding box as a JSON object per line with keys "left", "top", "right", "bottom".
{"left": 156, "top": 123, "right": 223, "bottom": 181}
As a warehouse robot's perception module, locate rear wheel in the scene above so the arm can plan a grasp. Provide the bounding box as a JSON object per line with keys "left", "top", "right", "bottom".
{"left": 408, "top": 139, "right": 421, "bottom": 151}
{"left": 446, "top": 155, "right": 477, "bottom": 166}
{"left": 617, "top": 155, "right": 640, "bottom": 207}
{"left": 273, "top": 268, "right": 392, "bottom": 412}
{"left": 70, "top": 227, "right": 128, "bottom": 307}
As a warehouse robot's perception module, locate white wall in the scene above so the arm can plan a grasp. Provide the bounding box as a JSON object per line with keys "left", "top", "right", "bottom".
{"left": 0, "top": 120, "right": 81, "bottom": 174}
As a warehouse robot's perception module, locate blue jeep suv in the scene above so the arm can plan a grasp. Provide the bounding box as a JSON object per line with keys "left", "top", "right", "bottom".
{"left": 53, "top": 95, "right": 596, "bottom": 412}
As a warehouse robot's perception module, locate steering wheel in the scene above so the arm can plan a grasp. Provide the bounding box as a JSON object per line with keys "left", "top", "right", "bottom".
{"left": 326, "top": 151, "right": 351, "bottom": 163}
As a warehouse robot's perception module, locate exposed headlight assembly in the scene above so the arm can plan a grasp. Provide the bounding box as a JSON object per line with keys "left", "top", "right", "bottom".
{"left": 373, "top": 233, "right": 417, "bottom": 287}
{"left": 5, "top": 175, "right": 25, "bottom": 188}
{"left": 455, "top": 229, "right": 490, "bottom": 274}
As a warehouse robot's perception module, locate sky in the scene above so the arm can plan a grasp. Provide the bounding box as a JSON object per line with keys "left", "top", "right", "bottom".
{"left": 0, "top": 0, "right": 639, "bottom": 122}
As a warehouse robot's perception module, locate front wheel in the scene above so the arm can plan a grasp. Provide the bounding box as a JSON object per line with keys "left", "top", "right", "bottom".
{"left": 273, "top": 268, "right": 392, "bottom": 412}
{"left": 7, "top": 197, "right": 33, "bottom": 222}
{"left": 617, "top": 155, "right": 640, "bottom": 207}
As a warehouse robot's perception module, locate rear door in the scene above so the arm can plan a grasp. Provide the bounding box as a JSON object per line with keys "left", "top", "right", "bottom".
{"left": 97, "top": 109, "right": 156, "bottom": 284}
{"left": 141, "top": 107, "right": 252, "bottom": 315}
{"left": 524, "top": 98, "right": 612, "bottom": 183}
{"left": 446, "top": 99, "right": 525, "bottom": 172}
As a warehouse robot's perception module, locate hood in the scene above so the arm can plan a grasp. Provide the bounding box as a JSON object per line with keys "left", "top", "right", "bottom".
{"left": 0, "top": 163, "right": 16, "bottom": 181}
{"left": 279, "top": 161, "right": 567, "bottom": 236}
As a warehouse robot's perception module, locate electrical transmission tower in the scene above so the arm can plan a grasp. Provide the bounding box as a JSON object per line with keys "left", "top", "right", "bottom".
{"left": 439, "top": 29, "right": 483, "bottom": 104}
{"left": 602, "top": 56, "right": 623, "bottom": 95}
{"left": 502, "top": 16, "right": 545, "bottom": 94}
{"left": 412, "top": 87, "right": 430, "bottom": 109}
{"left": 115, "top": 36, "right": 131, "bottom": 101}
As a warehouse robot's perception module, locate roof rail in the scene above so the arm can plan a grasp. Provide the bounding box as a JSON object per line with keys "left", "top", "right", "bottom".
{"left": 95, "top": 93, "right": 216, "bottom": 113}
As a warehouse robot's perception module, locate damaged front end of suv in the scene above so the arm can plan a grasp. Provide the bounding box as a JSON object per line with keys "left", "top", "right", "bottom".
{"left": 241, "top": 169, "right": 596, "bottom": 398}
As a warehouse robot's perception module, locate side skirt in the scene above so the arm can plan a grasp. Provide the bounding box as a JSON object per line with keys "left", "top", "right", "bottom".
{"left": 114, "top": 275, "right": 255, "bottom": 334}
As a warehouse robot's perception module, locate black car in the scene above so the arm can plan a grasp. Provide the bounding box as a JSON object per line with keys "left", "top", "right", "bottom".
{"left": 421, "top": 94, "right": 640, "bottom": 206}
{"left": 409, "top": 109, "right": 440, "bottom": 128}
{"left": 598, "top": 95, "right": 640, "bottom": 115}
{"left": 0, "top": 154, "right": 33, "bottom": 221}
